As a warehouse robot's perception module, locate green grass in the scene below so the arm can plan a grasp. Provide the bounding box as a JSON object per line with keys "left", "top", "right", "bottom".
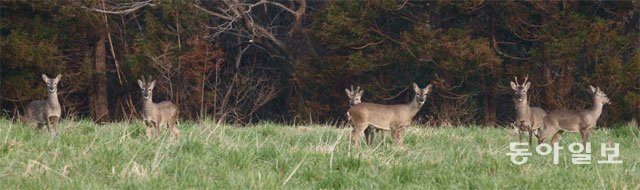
{"left": 1, "top": 118, "right": 639, "bottom": 189}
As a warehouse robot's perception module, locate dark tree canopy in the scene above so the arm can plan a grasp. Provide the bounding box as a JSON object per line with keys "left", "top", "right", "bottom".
{"left": 1, "top": 0, "right": 638, "bottom": 126}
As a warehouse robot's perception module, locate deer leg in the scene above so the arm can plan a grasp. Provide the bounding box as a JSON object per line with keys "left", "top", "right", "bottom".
{"left": 169, "top": 121, "right": 180, "bottom": 141}
{"left": 518, "top": 128, "right": 524, "bottom": 142}
{"left": 390, "top": 125, "right": 406, "bottom": 146}
{"left": 144, "top": 120, "right": 153, "bottom": 140}
{"left": 154, "top": 121, "right": 160, "bottom": 138}
{"left": 54, "top": 117, "right": 60, "bottom": 131}
{"left": 49, "top": 116, "right": 59, "bottom": 132}
{"left": 46, "top": 117, "right": 53, "bottom": 132}
{"left": 528, "top": 128, "right": 534, "bottom": 145}
{"left": 551, "top": 130, "right": 564, "bottom": 144}
{"left": 364, "top": 126, "right": 373, "bottom": 145}
{"left": 580, "top": 128, "right": 590, "bottom": 148}
{"left": 350, "top": 123, "right": 367, "bottom": 148}
{"left": 397, "top": 125, "right": 407, "bottom": 146}
{"left": 390, "top": 127, "right": 398, "bottom": 145}
{"left": 379, "top": 129, "right": 386, "bottom": 144}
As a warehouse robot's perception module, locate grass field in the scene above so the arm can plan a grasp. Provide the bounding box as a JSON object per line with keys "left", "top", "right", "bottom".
{"left": 1, "top": 118, "right": 638, "bottom": 189}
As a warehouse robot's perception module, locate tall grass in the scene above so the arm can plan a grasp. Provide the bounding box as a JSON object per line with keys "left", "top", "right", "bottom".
{"left": 1, "top": 118, "right": 638, "bottom": 189}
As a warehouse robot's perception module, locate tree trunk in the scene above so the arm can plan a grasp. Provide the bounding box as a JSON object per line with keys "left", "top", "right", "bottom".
{"left": 90, "top": 33, "right": 110, "bottom": 123}
{"left": 481, "top": 70, "right": 497, "bottom": 125}
{"left": 540, "top": 11, "right": 557, "bottom": 110}
{"left": 483, "top": 14, "right": 497, "bottom": 125}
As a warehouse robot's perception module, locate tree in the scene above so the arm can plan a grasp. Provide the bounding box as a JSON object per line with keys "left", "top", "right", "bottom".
{"left": 193, "top": 0, "right": 314, "bottom": 119}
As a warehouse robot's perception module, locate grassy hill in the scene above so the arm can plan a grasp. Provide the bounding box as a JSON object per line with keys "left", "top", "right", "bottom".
{"left": 1, "top": 118, "right": 638, "bottom": 189}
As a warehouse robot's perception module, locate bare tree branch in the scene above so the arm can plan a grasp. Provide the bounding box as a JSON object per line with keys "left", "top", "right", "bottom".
{"left": 192, "top": 3, "right": 233, "bottom": 21}
{"left": 83, "top": 0, "right": 154, "bottom": 15}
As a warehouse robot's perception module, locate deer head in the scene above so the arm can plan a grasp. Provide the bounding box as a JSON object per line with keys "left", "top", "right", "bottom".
{"left": 590, "top": 86, "right": 611, "bottom": 105}
{"left": 345, "top": 85, "right": 363, "bottom": 107}
{"left": 510, "top": 76, "right": 531, "bottom": 103}
{"left": 137, "top": 75, "right": 156, "bottom": 100}
{"left": 42, "top": 74, "right": 62, "bottom": 94}
{"left": 413, "top": 83, "right": 433, "bottom": 105}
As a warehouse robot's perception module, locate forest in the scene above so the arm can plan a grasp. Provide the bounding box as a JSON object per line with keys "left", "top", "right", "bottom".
{"left": 1, "top": 0, "right": 639, "bottom": 126}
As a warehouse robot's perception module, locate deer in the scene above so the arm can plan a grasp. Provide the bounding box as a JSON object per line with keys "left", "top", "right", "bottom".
{"left": 510, "top": 76, "right": 546, "bottom": 145}
{"left": 344, "top": 85, "right": 386, "bottom": 145}
{"left": 347, "top": 83, "right": 432, "bottom": 147}
{"left": 538, "top": 85, "right": 611, "bottom": 148}
{"left": 22, "top": 74, "right": 62, "bottom": 132}
{"left": 138, "top": 76, "right": 180, "bottom": 140}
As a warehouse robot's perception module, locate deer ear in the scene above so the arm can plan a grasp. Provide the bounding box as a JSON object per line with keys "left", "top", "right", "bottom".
{"left": 54, "top": 74, "right": 62, "bottom": 82}
{"left": 524, "top": 82, "right": 531, "bottom": 90}
{"left": 425, "top": 84, "right": 433, "bottom": 94}
{"left": 344, "top": 88, "right": 351, "bottom": 96}
{"left": 149, "top": 80, "right": 156, "bottom": 88}
{"left": 590, "top": 85, "right": 596, "bottom": 93}
{"left": 357, "top": 89, "right": 364, "bottom": 97}
{"left": 42, "top": 74, "right": 49, "bottom": 82}
{"left": 137, "top": 80, "right": 144, "bottom": 88}
{"left": 413, "top": 83, "right": 420, "bottom": 93}
{"left": 510, "top": 82, "right": 517, "bottom": 90}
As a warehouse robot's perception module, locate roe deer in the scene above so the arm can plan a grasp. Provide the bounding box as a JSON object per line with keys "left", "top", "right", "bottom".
{"left": 345, "top": 85, "right": 386, "bottom": 145}
{"left": 347, "top": 83, "right": 432, "bottom": 147}
{"left": 538, "top": 86, "right": 611, "bottom": 147}
{"left": 138, "top": 76, "right": 180, "bottom": 140}
{"left": 23, "top": 74, "right": 62, "bottom": 132}
{"left": 510, "top": 76, "right": 546, "bottom": 145}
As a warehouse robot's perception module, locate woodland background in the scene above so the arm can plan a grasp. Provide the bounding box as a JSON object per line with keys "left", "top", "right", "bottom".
{"left": 1, "top": 0, "right": 638, "bottom": 126}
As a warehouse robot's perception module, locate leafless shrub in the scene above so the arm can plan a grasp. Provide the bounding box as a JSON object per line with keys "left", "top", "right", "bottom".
{"left": 426, "top": 94, "right": 479, "bottom": 127}
{"left": 208, "top": 69, "right": 279, "bottom": 124}
{"left": 145, "top": 42, "right": 178, "bottom": 98}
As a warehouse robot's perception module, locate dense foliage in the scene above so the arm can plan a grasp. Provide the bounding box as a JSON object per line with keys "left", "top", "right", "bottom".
{"left": 1, "top": 1, "right": 638, "bottom": 126}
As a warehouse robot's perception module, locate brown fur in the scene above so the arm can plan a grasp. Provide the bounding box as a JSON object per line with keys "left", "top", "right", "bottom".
{"left": 23, "top": 74, "right": 62, "bottom": 132}
{"left": 138, "top": 77, "right": 180, "bottom": 140}
{"left": 347, "top": 83, "right": 432, "bottom": 147}
{"left": 538, "top": 86, "right": 611, "bottom": 147}
{"left": 510, "top": 76, "right": 547, "bottom": 144}
{"left": 345, "top": 85, "right": 386, "bottom": 145}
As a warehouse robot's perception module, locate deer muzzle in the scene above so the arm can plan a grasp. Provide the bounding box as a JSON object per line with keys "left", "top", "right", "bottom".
{"left": 418, "top": 98, "right": 426, "bottom": 104}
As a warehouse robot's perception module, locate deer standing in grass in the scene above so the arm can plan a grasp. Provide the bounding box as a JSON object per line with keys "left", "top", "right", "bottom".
{"left": 538, "top": 86, "right": 610, "bottom": 147}
{"left": 22, "top": 74, "right": 62, "bottom": 132}
{"left": 138, "top": 76, "right": 180, "bottom": 140}
{"left": 347, "top": 83, "right": 432, "bottom": 147}
{"left": 510, "top": 76, "right": 546, "bottom": 145}
{"left": 345, "top": 85, "right": 386, "bottom": 145}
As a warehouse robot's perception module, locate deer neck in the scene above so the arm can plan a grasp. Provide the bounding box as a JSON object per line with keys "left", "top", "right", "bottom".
{"left": 143, "top": 98, "right": 155, "bottom": 111}
{"left": 407, "top": 97, "right": 424, "bottom": 115}
{"left": 47, "top": 91, "right": 60, "bottom": 107}
{"left": 514, "top": 98, "right": 530, "bottom": 121}
{"left": 587, "top": 98, "right": 604, "bottom": 119}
